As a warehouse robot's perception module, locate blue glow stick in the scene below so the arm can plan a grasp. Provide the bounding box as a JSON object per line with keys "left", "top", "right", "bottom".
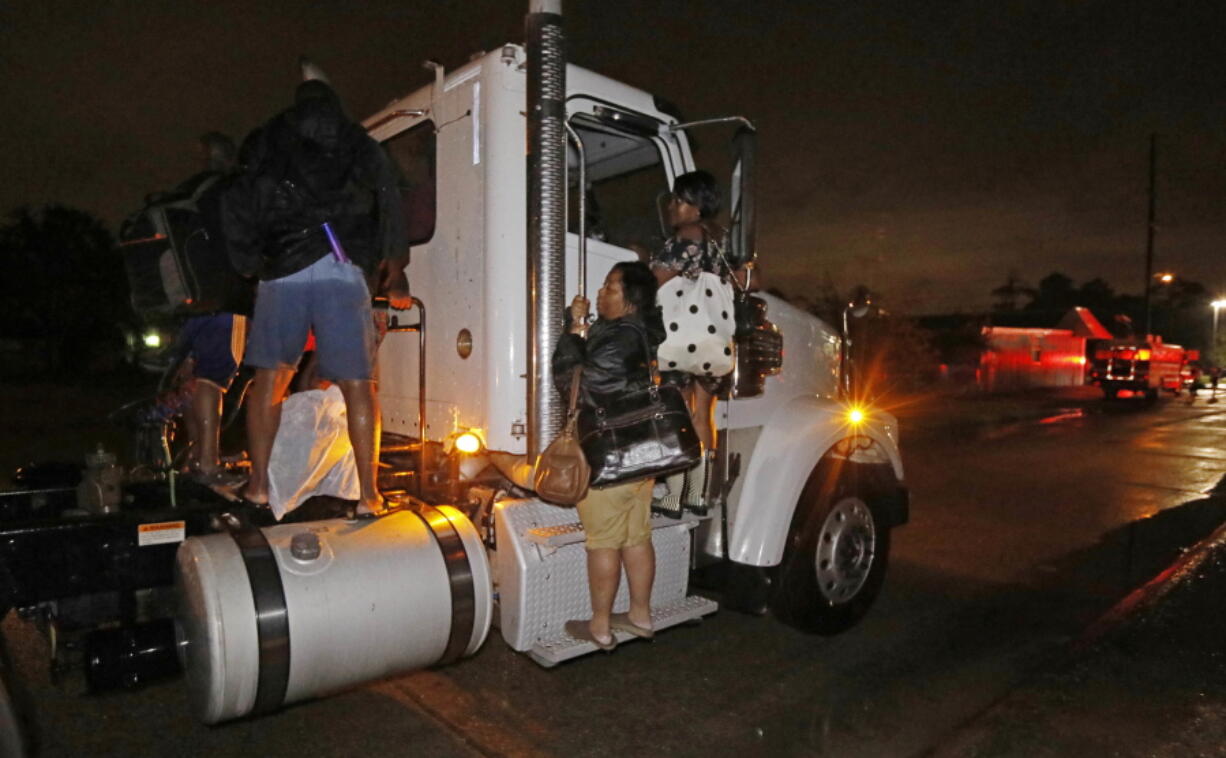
{"left": 322, "top": 222, "right": 351, "bottom": 264}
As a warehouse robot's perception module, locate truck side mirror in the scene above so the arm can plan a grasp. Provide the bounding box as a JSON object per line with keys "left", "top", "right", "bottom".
{"left": 841, "top": 288, "right": 878, "bottom": 398}
{"left": 728, "top": 126, "right": 756, "bottom": 267}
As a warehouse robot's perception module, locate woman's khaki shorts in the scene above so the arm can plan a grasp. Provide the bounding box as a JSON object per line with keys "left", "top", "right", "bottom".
{"left": 576, "top": 478, "right": 654, "bottom": 550}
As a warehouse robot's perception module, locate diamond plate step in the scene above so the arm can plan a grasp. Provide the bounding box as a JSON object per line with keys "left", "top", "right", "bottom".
{"left": 527, "top": 594, "right": 718, "bottom": 667}
{"left": 524, "top": 513, "right": 700, "bottom": 549}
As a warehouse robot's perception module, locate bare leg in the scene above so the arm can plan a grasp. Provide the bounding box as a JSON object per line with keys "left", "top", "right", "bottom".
{"left": 586, "top": 547, "right": 621, "bottom": 641}
{"left": 692, "top": 382, "right": 717, "bottom": 452}
{"left": 182, "top": 385, "right": 202, "bottom": 472}
{"left": 244, "top": 367, "right": 295, "bottom": 504}
{"left": 189, "top": 380, "right": 223, "bottom": 474}
{"left": 621, "top": 541, "right": 655, "bottom": 630}
{"left": 337, "top": 378, "right": 382, "bottom": 511}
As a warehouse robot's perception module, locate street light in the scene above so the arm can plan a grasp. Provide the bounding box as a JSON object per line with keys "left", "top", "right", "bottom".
{"left": 1211, "top": 299, "right": 1226, "bottom": 351}
{"left": 1146, "top": 272, "right": 1177, "bottom": 338}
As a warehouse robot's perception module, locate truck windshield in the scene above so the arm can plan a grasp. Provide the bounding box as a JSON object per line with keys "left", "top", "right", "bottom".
{"left": 567, "top": 115, "right": 668, "bottom": 253}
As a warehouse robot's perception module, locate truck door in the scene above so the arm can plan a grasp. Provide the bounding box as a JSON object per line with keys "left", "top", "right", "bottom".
{"left": 561, "top": 101, "right": 691, "bottom": 296}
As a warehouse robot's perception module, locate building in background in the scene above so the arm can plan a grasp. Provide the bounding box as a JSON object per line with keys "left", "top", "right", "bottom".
{"left": 980, "top": 307, "right": 1113, "bottom": 392}
{"left": 922, "top": 307, "right": 1114, "bottom": 393}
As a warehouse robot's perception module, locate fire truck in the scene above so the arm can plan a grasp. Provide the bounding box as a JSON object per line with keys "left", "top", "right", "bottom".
{"left": 1088, "top": 337, "right": 1186, "bottom": 400}
{"left": 0, "top": 1, "right": 907, "bottom": 728}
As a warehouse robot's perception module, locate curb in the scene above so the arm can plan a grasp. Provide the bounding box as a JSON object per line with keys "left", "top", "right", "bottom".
{"left": 1073, "top": 516, "right": 1226, "bottom": 649}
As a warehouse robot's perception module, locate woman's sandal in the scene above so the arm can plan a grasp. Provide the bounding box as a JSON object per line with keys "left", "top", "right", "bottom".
{"left": 564, "top": 620, "right": 616, "bottom": 652}
{"left": 609, "top": 613, "right": 655, "bottom": 640}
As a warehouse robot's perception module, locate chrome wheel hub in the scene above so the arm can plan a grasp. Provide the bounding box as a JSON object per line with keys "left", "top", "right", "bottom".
{"left": 814, "top": 497, "right": 876, "bottom": 604}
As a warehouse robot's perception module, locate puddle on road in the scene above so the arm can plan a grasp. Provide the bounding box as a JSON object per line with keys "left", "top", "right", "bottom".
{"left": 1036, "top": 408, "right": 1086, "bottom": 425}
{"left": 980, "top": 407, "right": 1090, "bottom": 440}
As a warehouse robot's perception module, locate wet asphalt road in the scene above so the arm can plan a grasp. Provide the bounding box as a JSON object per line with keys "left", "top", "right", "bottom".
{"left": 5, "top": 394, "right": 1226, "bottom": 757}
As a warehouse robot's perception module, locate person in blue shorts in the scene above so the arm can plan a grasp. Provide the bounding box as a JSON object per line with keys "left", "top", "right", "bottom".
{"left": 223, "top": 71, "right": 409, "bottom": 514}
{"left": 175, "top": 132, "right": 255, "bottom": 486}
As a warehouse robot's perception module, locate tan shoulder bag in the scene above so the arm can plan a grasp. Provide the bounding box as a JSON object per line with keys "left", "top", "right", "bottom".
{"left": 533, "top": 365, "right": 591, "bottom": 505}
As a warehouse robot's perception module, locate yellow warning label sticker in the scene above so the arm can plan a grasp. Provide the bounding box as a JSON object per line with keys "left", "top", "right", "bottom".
{"left": 138, "top": 520, "right": 186, "bottom": 547}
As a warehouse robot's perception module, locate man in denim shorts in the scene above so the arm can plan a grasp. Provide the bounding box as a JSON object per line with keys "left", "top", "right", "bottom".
{"left": 224, "top": 75, "right": 408, "bottom": 514}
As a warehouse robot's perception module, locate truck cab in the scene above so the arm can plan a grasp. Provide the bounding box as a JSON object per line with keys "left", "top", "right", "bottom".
{"left": 364, "top": 44, "right": 908, "bottom": 663}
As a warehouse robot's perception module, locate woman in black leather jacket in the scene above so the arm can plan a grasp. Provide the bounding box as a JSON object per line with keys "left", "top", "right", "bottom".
{"left": 552, "top": 261, "right": 664, "bottom": 650}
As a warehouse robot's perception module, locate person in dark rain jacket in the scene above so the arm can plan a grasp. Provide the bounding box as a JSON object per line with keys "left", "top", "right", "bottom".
{"left": 223, "top": 74, "right": 409, "bottom": 515}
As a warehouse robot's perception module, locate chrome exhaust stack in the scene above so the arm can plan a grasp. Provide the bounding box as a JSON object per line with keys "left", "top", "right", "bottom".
{"left": 525, "top": 0, "right": 567, "bottom": 459}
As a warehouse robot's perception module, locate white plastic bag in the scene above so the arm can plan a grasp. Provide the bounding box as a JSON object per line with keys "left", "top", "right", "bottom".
{"left": 267, "top": 385, "right": 360, "bottom": 520}
{"left": 657, "top": 271, "right": 736, "bottom": 377}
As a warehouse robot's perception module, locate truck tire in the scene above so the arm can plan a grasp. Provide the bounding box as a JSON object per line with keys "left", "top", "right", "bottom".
{"left": 1102, "top": 387, "right": 1118, "bottom": 400}
{"left": 770, "top": 467, "right": 890, "bottom": 635}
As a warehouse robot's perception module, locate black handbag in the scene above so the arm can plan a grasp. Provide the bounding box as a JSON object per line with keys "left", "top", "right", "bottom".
{"left": 577, "top": 325, "right": 702, "bottom": 488}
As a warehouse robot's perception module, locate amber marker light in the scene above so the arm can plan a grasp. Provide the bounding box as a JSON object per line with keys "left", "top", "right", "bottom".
{"left": 455, "top": 431, "right": 483, "bottom": 454}
{"left": 847, "top": 407, "right": 866, "bottom": 425}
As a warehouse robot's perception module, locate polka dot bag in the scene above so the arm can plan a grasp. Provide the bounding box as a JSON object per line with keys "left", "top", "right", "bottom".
{"left": 657, "top": 270, "right": 736, "bottom": 378}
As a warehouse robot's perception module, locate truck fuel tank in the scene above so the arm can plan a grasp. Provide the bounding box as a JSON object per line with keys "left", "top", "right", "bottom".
{"left": 175, "top": 506, "right": 492, "bottom": 724}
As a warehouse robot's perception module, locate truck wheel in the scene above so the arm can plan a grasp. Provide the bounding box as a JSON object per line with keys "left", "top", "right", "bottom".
{"left": 771, "top": 468, "right": 890, "bottom": 634}
{"left": 1102, "top": 387, "right": 1118, "bottom": 400}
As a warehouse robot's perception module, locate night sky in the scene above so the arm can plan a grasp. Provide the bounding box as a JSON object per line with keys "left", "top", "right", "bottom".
{"left": 3, "top": 0, "right": 1224, "bottom": 313}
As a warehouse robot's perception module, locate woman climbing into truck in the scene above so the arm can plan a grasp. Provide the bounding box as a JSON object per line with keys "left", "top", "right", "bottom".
{"left": 552, "top": 261, "right": 664, "bottom": 650}
{"left": 649, "top": 170, "right": 735, "bottom": 513}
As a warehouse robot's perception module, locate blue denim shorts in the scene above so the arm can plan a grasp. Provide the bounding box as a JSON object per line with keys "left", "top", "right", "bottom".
{"left": 245, "top": 256, "right": 375, "bottom": 381}
{"left": 179, "top": 313, "right": 247, "bottom": 390}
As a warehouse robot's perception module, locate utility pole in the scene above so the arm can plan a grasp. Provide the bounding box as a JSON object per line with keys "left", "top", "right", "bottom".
{"left": 1143, "top": 133, "right": 1157, "bottom": 338}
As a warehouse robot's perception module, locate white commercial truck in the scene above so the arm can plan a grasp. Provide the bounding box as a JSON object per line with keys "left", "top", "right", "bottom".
{"left": 173, "top": 5, "right": 909, "bottom": 723}
{"left": 0, "top": 4, "right": 908, "bottom": 730}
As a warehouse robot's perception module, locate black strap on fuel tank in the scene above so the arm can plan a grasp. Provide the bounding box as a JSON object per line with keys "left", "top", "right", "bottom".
{"left": 230, "top": 526, "right": 290, "bottom": 715}
{"left": 412, "top": 504, "right": 476, "bottom": 665}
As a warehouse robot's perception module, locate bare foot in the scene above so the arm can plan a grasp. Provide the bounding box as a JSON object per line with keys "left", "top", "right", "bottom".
{"left": 589, "top": 619, "right": 613, "bottom": 643}
{"left": 627, "top": 612, "right": 653, "bottom": 631}
{"left": 356, "top": 497, "right": 388, "bottom": 516}
{"left": 238, "top": 486, "right": 270, "bottom": 506}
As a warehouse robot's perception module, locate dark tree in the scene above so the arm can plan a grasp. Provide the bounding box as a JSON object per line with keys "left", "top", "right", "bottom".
{"left": 990, "top": 271, "right": 1036, "bottom": 312}
{"left": 1027, "top": 272, "right": 1076, "bottom": 312}
{"left": 1149, "top": 277, "right": 1209, "bottom": 348}
{"left": 0, "top": 205, "right": 134, "bottom": 375}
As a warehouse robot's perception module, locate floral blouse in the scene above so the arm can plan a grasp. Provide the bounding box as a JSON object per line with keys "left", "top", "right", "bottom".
{"left": 650, "top": 235, "right": 719, "bottom": 280}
